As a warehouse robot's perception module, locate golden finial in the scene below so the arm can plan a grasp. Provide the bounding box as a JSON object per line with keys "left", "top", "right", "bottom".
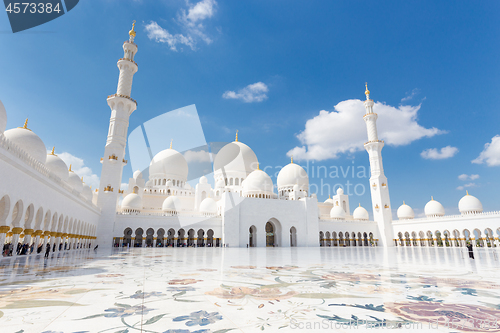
{"left": 365, "top": 82, "right": 370, "bottom": 96}
{"left": 403, "top": 201, "right": 405, "bottom": 205}
{"left": 291, "top": 155, "right": 294, "bottom": 164}
{"left": 129, "top": 20, "right": 136, "bottom": 38}
{"left": 50, "top": 147, "right": 55, "bottom": 155}
{"left": 431, "top": 196, "right": 434, "bottom": 201}
{"left": 18, "top": 118, "right": 31, "bottom": 131}
{"left": 257, "top": 163, "right": 260, "bottom": 170}
{"left": 81, "top": 177, "right": 84, "bottom": 182}
{"left": 69, "top": 164, "right": 72, "bottom": 172}
{"left": 329, "top": 195, "right": 331, "bottom": 199}
{"left": 359, "top": 203, "right": 361, "bottom": 207}
{"left": 466, "top": 190, "right": 469, "bottom": 196}
{"left": 170, "top": 139, "right": 173, "bottom": 149}
{"left": 235, "top": 130, "right": 238, "bottom": 142}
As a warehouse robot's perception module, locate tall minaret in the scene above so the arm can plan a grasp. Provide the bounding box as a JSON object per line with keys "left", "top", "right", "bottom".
{"left": 96, "top": 22, "right": 139, "bottom": 248}
{"left": 363, "top": 84, "right": 394, "bottom": 247}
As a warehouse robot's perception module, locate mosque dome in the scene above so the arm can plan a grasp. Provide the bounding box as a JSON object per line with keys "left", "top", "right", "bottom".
{"left": 0, "top": 100, "right": 7, "bottom": 133}
{"left": 45, "top": 149, "right": 69, "bottom": 181}
{"left": 162, "top": 196, "right": 180, "bottom": 212}
{"left": 82, "top": 184, "right": 93, "bottom": 201}
{"left": 122, "top": 193, "right": 142, "bottom": 212}
{"left": 277, "top": 162, "right": 309, "bottom": 191}
{"left": 336, "top": 188, "right": 344, "bottom": 195}
{"left": 149, "top": 148, "right": 188, "bottom": 180}
{"left": 459, "top": 192, "right": 483, "bottom": 215}
{"left": 213, "top": 140, "right": 258, "bottom": 175}
{"left": 215, "top": 179, "right": 225, "bottom": 188}
{"left": 67, "top": 167, "right": 83, "bottom": 192}
{"left": 397, "top": 202, "right": 415, "bottom": 220}
{"left": 330, "top": 204, "right": 346, "bottom": 220}
{"left": 4, "top": 120, "right": 46, "bottom": 164}
{"left": 199, "top": 175, "right": 208, "bottom": 184}
{"left": 353, "top": 205, "right": 369, "bottom": 220}
{"left": 424, "top": 198, "right": 445, "bottom": 217}
{"left": 242, "top": 169, "right": 274, "bottom": 196}
{"left": 133, "top": 170, "right": 143, "bottom": 180}
{"left": 199, "top": 197, "right": 217, "bottom": 214}
{"left": 324, "top": 196, "right": 334, "bottom": 205}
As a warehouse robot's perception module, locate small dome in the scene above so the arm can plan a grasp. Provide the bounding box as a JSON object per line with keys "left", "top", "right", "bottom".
{"left": 199, "top": 175, "right": 208, "bottom": 184}
{"left": 4, "top": 120, "right": 47, "bottom": 164}
{"left": 215, "top": 179, "right": 225, "bottom": 188}
{"left": 336, "top": 187, "right": 344, "bottom": 195}
{"left": 166, "top": 180, "right": 173, "bottom": 187}
{"left": 330, "top": 204, "right": 346, "bottom": 220}
{"left": 199, "top": 197, "right": 217, "bottom": 214}
{"left": 213, "top": 141, "right": 258, "bottom": 175}
{"left": 324, "top": 196, "right": 334, "bottom": 205}
{"left": 242, "top": 169, "right": 274, "bottom": 195}
{"left": 122, "top": 193, "right": 142, "bottom": 211}
{"left": 0, "top": 100, "right": 7, "bottom": 133}
{"left": 353, "top": 205, "right": 369, "bottom": 220}
{"left": 149, "top": 148, "right": 188, "bottom": 180}
{"left": 397, "top": 202, "right": 415, "bottom": 220}
{"left": 424, "top": 198, "right": 445, "bottom": 217}
{"left": 45, "top": 150, "right": 69, "bottom": 181}
{"left": 82, "top": 184, "right": 93, "bottom": 201}
{"left": 277, "top": 162, "right": 309, "bottom": 191}
{"left": 459, "top": 192, "right": 483, "bottom": 215}
{"left": 293, "top": 184, "right": 300, "bottom": 192}
{"left": 67, "top": 167, "right": 83, "bottom": 192}
{"left": 133, "top": 170, "right": 143, "bottom": 180}
{"left": 162, "top": 196, "right": 180, "bottom": 212}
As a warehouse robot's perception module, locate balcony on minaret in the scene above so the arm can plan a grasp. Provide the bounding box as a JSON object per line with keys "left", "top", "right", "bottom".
{"left": 104, "top": 185, "right": 114, "bottom": 193}
{"left": 109, "top": 154, "right": 119, "bottom": 163}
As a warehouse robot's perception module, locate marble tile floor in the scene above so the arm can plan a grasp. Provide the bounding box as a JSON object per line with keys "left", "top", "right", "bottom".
{"left": 0, "top": 246, "right": 499, "bottom": 333}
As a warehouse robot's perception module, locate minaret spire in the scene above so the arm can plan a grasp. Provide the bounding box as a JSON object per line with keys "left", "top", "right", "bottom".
{"left": 96, "top": 23, "right": 139, "bottom": 248}
{"left": 363, "top": 84, "right": 394, "bottom": 247}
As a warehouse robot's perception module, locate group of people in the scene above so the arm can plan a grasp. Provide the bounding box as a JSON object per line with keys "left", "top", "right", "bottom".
{"left": 2, "top": 241, "right": 92, "bottom": 257}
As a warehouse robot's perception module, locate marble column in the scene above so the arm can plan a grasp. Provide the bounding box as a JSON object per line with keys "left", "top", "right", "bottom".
{"left": 11, "top": 227, "right": 23, "bottom": 256}
{"left": 119, "top": 237, "right": 124, "bottom": 247}
{"left": 0, "top": 226, "right": 10, "bottom": 253}
{"left": 33, "top": 230, "right": 42, "bottom": 254}
{"left": 43, "top": 231, "right": 50, "bottom": 251}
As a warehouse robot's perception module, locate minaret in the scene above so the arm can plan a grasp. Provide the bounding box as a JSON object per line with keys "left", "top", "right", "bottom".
{"left": 96, "top": 22, "right": 139, "bottom": 248}
{"left": 363, "top": 84, "right": 394, "bottom": 247}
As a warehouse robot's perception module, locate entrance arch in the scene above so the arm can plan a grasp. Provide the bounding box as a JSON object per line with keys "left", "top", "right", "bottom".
{"left": 249, "top": 225, "right": 256, "bottom": 247}
{"left": 265, "top": 218, "right": 282, "bottom": 247}
{"left": 290, "top": 227, "right": 297, "bottom": 247}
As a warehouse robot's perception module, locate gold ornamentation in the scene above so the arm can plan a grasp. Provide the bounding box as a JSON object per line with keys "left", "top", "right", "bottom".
{"left": 18, "top": 118, "right": 32, "bottom": 131}
{"left": 291, "top": 155, "right": 293, "bottom": 164}
{"left": 170, "top": 139, "right": 173, "bottom": 149}
{"left": 123, "top": 159, "right": 128, "bottom": 164}
{"left": 69, "top": 164, "right": 73, "bottom": 172}
{"left": 365, "top": 82, "right": 370, "bottom": 96}
{"left": 104, "top": 185, "right": 114, "bottom": 192}
{"left": 374, "top": 204, "right": 379, "bottom": 209}
{"left": 109, "top": 154, "right": 118, "bottom": 161}
{"left": 129, "top": 20, "right": 136, "bottom": 37}
{"left": 235, "top": 130, "right": 238, "bottom": 142}
{"left": 382, "top": 183, "right": 387, "bottom": 186}
{"left": 23, "top": 229, "right": 34, "bottom": 235}
{"left": 50, "top": 147, "right": 56, "bottom": 155}
{"left": 12, "top": 227, "right": 23, "bottom": 234}
{"left": 0, "top": 226, "right": 10, "bottom": 233}
{"left": 384, "top": 204, "right": 389, "bottom": 208}
{"left": 118, "top": 189, "right": 124, "bottom": 194}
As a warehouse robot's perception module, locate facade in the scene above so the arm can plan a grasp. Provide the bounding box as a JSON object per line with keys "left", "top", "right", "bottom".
{"left": 0, "top": 25, "right": 499, "bottom": 255}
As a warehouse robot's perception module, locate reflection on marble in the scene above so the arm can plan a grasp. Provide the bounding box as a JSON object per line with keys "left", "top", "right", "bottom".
{"left": 0, "top": 247, "right": 499, "bottom": 332}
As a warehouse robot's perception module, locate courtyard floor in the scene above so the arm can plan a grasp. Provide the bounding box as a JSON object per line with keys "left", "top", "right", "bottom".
{"left": 0, "top": 247, "right": 499, "bottom": 333}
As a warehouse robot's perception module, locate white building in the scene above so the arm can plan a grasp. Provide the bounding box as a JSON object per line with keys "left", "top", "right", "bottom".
{"left": 0, "top": 24, "right": 499, "bottom": 255}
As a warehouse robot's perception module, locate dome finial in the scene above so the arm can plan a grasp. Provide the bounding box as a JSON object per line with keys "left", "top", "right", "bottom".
{"left": 129, "top": 20, "right": 136, "bottom": 38}
{"left": 403, "top": 200, "right": 405, "bottom": 205}
{"left": 365, "top": 82, "right": 370, "bottom": 99}
{"left": 69, "top": 164, "right": 72, "bottom": 172}
{"left": 291, "top": 155, "right": 294, "bottom": 164}
{"left": 431, "top": 196, "right": 434, "bottom": 201}
{"left": 257, "top": 163, "right": 260, "bottom": 170}
{"left": 50, "top": 147, "right": 55, "bottom": 155}
{"left": 235, "top": 130, "right": 238, "bottom": 142}
{"left": 18, "top": 118, "right": 31, "bottom": 131}
{"left": 170, "top": 139, "right": 173, "bottom": 149}
{"left": 359, "top": 203, "right": 361, "bottom": 207}
{"left": 466, "top": 190, "right": 469, "bottom": 196}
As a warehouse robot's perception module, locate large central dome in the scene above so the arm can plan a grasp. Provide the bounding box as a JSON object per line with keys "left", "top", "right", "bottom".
{"left": 213, "top": 141, "right": 258, "bottom": 175}
{"left": 149, "top": 148, "right": 188, "bottom": 180}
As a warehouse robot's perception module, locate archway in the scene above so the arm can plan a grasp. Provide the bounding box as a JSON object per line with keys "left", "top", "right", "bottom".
{"left": 177, "top": 229, "right": 185, "bottom": 247}
{"left": 411, "top": 232, "right": 417, "bottom": 246}
{"left": 419, "top": 231, "right": 426, "bottom": 246}
{"left": 404, "top": 232, "right": 411, "bottom": 246}
{"left": 187, "top": 229, "right": 195, "bottom": 247}
{"left": 0, "top": 195, "right": 10, "bottom": 226}
{"left": 319, "top": 231, "right": 324, "bottom": 247}
{"left": 338, "top": 232, "right": 344, "bottom": 246}
{"left": 134, "top": 228, "right": 144, "bottom": 247}
{"left": 146, "top": 228, "right": 154, "bottom": 247}
{"left": 290, "top": 227, "right": 297, "bottom": 247}
{"left": 463, "top": 229, "right": 471, "bottom": 246}
{"left": 167, "top": 228, "right": 175, "bottom": 247}
{"left": 363, "top": 232, "right": 368, "bottom": 246}
{"left": 332, "top": 231, "right": 338, "bottom": 246}
{"left": 351, "top": 232, "right": 357, "bottom": 247}
{"left": 453, "top": 229, "right": 461, "bottom": 247}
{"left": 484, "top": 228, "right": 494, "bottom": 248}
{"left": 197, "top": 229, "right": 205, "bottom": 247}
{"left": 344, "top": 231, "right": 350, "bottom": 246}
{"left": 427, "top": 231, "right": 434, "bottom": 247}
{"left": 443, "top": 230, "right": 451, "bottom": 247}
{"left": 435, "top": 230, "right": 443, "bottom": 247}
{"left": 207, "top": 229, "right": 214, "bottom": 247}
{"left": 249, "top": 226, "right": 256, "bottom": 247}
{"left": 156, "top": 228, "right": 165, "bottom": 247}
{"left": 325, "top": 231, "right": 331, "bottom": 247}
{"left": 357, "top": 232, "right": 363, "bottom": 247}
{"left": 473, "top": 229, "right": 483, "bottom": 247}
{"left": 265, "top": 219, "right": 281, "bottom": 247}
{"left": 398, "top": 232, "right": 404, "bottom": 246}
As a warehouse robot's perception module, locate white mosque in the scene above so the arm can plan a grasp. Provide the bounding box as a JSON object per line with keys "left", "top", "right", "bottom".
{"left": 0, "top": 24, "right": 499, "bottom": 255}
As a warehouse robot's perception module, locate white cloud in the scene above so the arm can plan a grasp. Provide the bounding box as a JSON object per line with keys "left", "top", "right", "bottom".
{"left": 472, "top": 135, "right": 500, "bottom": 166}
{"left": 457, "top": 183, "right": 477, "bottom": 191}
{"left": 145, "top": 0, "right": 217, "bottom": 51}
{"left": 184, "top": 150, "right": 212, "bottom": 163}
{"left": 222, "top": 82, "right": 269, "bottom": 103}
{"left": 55, "top": 152, "right": 100, "bottom": 189}
{"left": 421, "top": 146, "right": 459, "bottom": 160}
{"left": 401, "top": 88, "right": 420, "bottom": 102}
{"left": 288, "top": 99, "right": 444, "bottom": 161}
{"left": 458, "top": 174, "right": 479, "bottom": 181}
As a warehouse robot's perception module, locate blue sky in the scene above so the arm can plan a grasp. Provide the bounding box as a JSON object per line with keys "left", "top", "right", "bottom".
{"left": 1, "top": 0, "right": 499, "bottom": 217}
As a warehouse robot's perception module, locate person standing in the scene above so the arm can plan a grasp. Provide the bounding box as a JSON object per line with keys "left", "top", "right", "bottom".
{"left": 466, "top": 242, "right": 474, "bottom": 259}
{"left": 44, "top": 244, "right": 50, "bottom": 259}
